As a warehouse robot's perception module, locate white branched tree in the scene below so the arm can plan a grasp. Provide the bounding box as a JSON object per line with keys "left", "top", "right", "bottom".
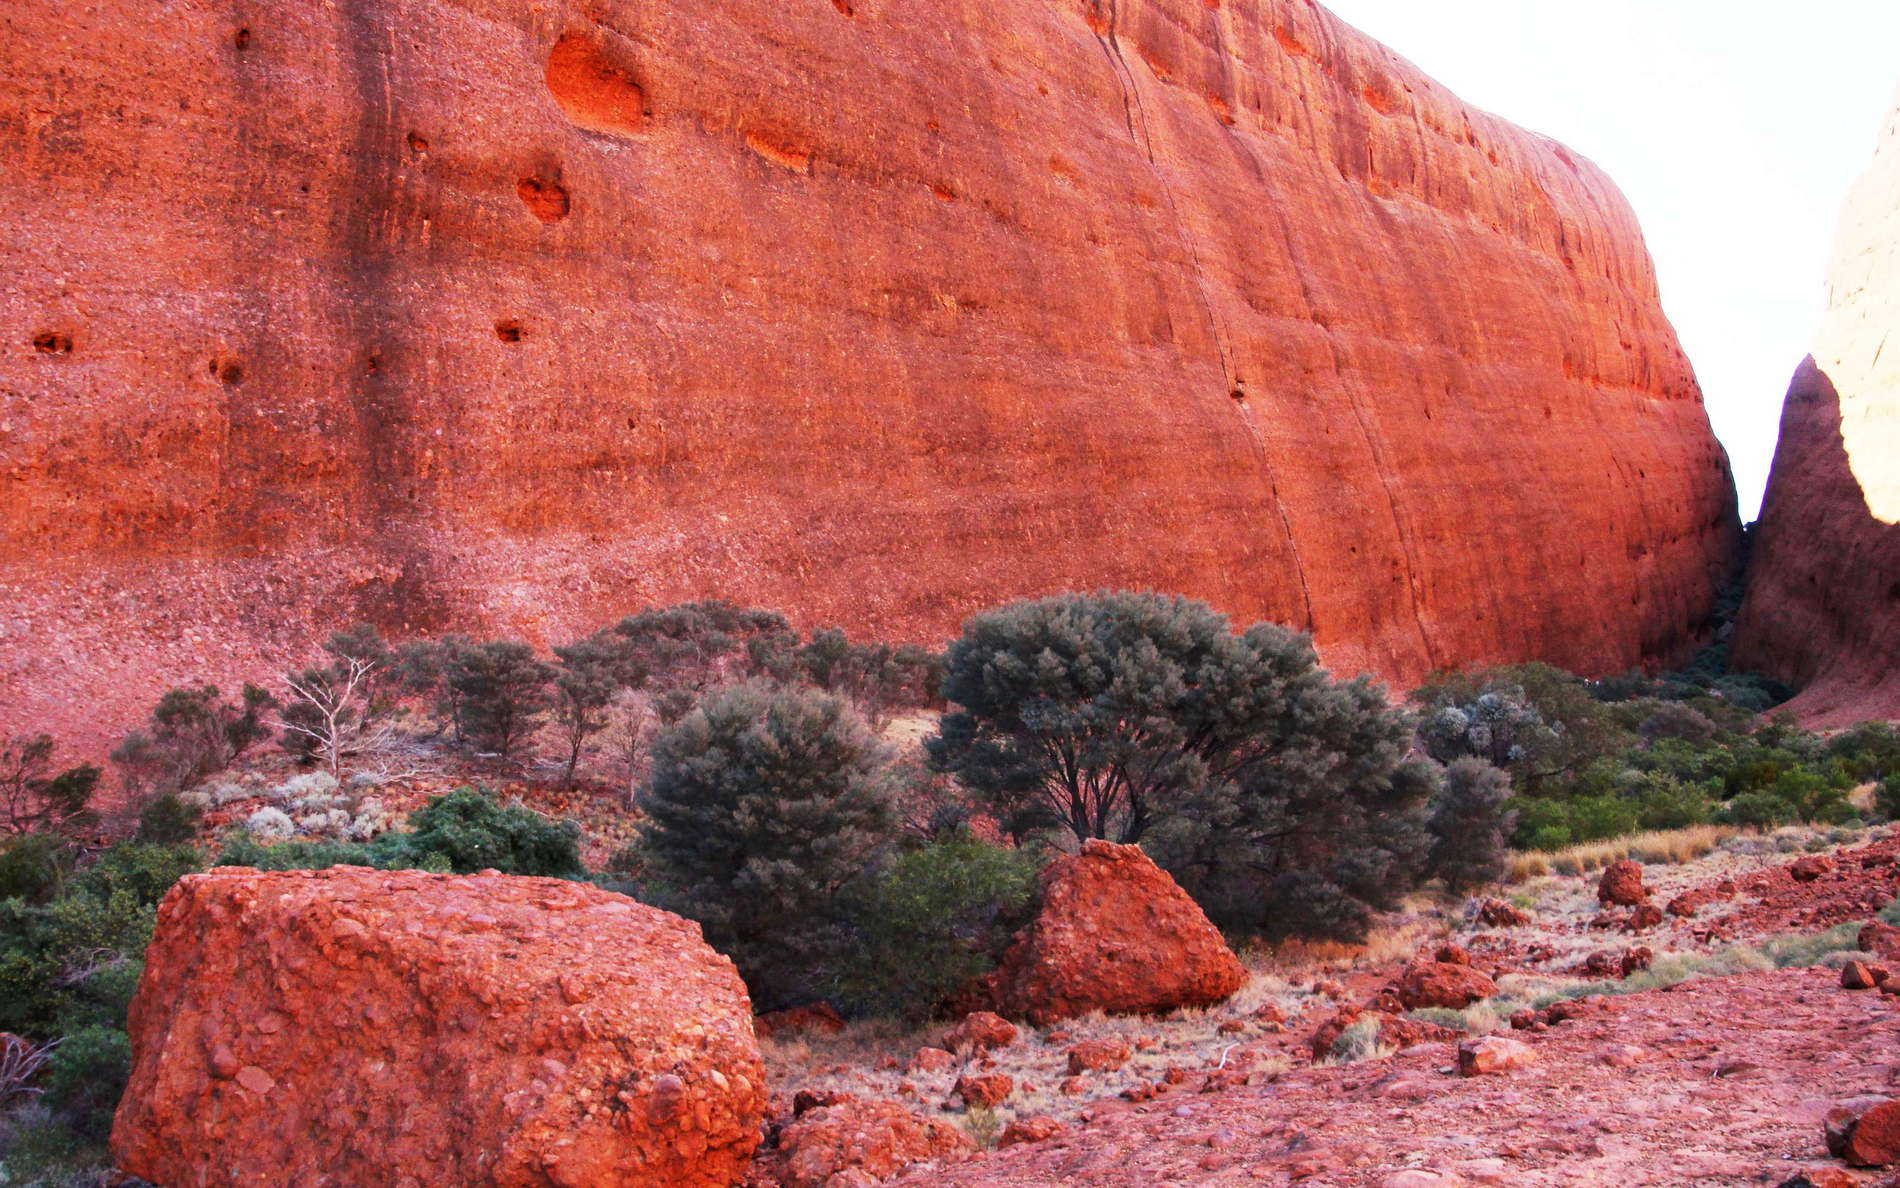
{"left": 279, "top": 656, "right": 380, "bottom": 776}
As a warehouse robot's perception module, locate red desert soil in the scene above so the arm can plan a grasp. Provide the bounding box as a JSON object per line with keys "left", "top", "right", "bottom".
{"left": 756, "top": 833, "right": 1900, "bottom": 1188}
{"left": 888, "top": 967, "right": 1893, "bottom": 1187}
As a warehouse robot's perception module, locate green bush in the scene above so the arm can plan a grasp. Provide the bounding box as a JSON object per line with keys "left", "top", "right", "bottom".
{"left": 0, "top": 834, "right": 70, "bottom": 905}
{"left": 639, "top": 681, "right": 899, "bottom": 1009}
{"left": 931, "top": 592, "right": 1435, "bottom": 942}
{"left": 1877, "top": 780, "right": 1900, "bottom": 822}
{"left": 388, "top": 788, "right": 582, "bottom": 877}
{"left": 137, "top": 793, "right": 202, "bottom": 845}
{"left": 42, "top": 1025, "right": 131, "bottom": 1142}
{"left": 835, "top": 833, "right": 1039, "bottom": 1018}
{"left": 1720, "top": 790, "right": 1796, "bottom": 828}
{"left": 1425, "top": 758, "right": 1516, "bottom": 891}
{"left": 215, "top": 789, "right": 581, "bottom": 878}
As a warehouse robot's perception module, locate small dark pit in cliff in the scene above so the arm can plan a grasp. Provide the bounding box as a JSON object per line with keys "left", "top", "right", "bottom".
{"left": 406, "top": 131, "right": 429, "bottom": 155}
{"left": 494, "top": 320, "right": 524, "bottom": 343}
{"left": 233, "top": 27, "right": 251, "bottom": 50}
{"left": 545, "top": 33, "right": 646, "bottom": 137}
{"left": 210, "top": 357, "right": 243, "bottom": 385}
{"left": 31, "top": 331, "right": 72, "bottom": 354}
{"left": 516, "top": 177, "right": 571, "bottom": 223}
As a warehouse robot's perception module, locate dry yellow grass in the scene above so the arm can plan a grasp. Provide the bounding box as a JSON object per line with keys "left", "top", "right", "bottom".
{"left": 1509, "top": 824, "right": 1739, "bottom": 881}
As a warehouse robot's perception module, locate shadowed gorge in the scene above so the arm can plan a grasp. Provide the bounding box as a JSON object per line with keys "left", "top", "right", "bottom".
{"left": 1735, "top": 93, "right": 1900, "bottom": 725}
{"left": 0, "top": 0, "right": 1737, "bottom": 750}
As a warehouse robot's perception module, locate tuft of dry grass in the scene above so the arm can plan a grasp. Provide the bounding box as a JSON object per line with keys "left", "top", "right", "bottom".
{"left": 1509, "top": 824, "right": 1739, "bottom": 881}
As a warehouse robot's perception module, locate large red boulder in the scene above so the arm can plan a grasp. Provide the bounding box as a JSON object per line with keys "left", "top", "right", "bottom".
{"left": 990, "top": 840, "right": 1246, "bottom": 1025}
{"left": 1393, "top": 961, "right": 1497, "bottom": 1010}
{"left": 1598, "top": 860, "right": 1649, "bottom": 906}
{"left": 110, "top": 867, "right": 765, "bottom": 1188}
{"left": 774, "top": 1096, "right": 972, "bottom": 1188}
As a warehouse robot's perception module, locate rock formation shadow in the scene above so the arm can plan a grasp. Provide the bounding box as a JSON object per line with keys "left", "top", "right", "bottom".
{"left": 1734, "top": 357, "right": 1900, "bottom": 724}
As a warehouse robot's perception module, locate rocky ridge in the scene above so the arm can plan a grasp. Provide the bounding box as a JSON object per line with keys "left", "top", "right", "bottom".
{"left": 0, "top": 0, "right": 1737, "bottom": 750}
{"left": 1735, "top": 92, "right": 1900, "bottom": 724}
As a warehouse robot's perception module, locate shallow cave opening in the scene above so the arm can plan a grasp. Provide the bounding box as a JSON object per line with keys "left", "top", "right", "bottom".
{"left": 32, "top": 331, "right": 72, "bottom": 355}
{"left": 544, "top": 34, "right": 647, "bottom": 137}
{"left": 516, "top": 176, "right": 571, "bottom": 223}
{"left": 494, "top": 319, "right": 524, "bottom": 343}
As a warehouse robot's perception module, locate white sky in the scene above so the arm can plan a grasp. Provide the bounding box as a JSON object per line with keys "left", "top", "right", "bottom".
{"left": 1319, "top": 0, "right": 1900, "bottom": 520}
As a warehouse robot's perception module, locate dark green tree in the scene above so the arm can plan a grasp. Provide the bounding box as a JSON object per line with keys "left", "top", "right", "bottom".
{"left": 1, "top": 735, "right": 99, "bottom": 837}
{"left": 638, "top": 681, "right": 899, "bottom": 1007}
{"left": 550, "top": 630, "right": 642, "bottom": 787}
{"left": 613, "top": 602, "right": 793, "bottom": 722}
{"left": 928, "top": 592, "right": 1436, "bottom": 940}
{"left": 441, "top": 639, "right": 553, "bottom": 759}
{"left": 110, "top": 684, "right": 275, "bottom": 797}
{"left": 1425, "top": 758, "right": 1517, "bottom": 892}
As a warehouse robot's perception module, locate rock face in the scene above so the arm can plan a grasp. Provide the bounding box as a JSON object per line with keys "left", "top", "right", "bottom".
{"left": 1735, "top": 94, "right": 1900, "bottom": 724}
{"left": 991, "top": 839, "right": 1246, "bottom": 1024}
{"left": 110, "top": 867, "right": 765, "bottom": 1188}
{"left": 0, "top": 0, "right": 1738, "bottom": 752}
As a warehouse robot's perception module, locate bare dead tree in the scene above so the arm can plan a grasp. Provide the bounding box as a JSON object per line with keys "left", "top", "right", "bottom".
{"left": 279, "top": 656, "right": 379, "bottom": 776}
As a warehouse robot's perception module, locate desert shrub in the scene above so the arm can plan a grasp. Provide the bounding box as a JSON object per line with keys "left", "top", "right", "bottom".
{"left": 788, "top": 630, "right": 945, "bottom": 726}
{"left": 1412, "top": 664, "right": 1632, "bottom": 796}
{"left": 443, "top": 640, "right": 554, "bottom": 758}
{"left": 136, "top": 793, "right": 201, "bottom": 845}
{"left": 0, "top": 835, "right": 70, "bottom": 906}
{"left": 216, "top": 788, "right": 580, "bottom": 879}
{"left": 1629, "top": 773, "right": 1716, "bottom": 831}
{"left": 1831, "top": 722, "right": 1900, "bottom": 784}
{"left": 0, "top": 842, "right": 200, "bottom": 1037}
{"left": 834, "top": 832, "right": 1039, "bottom": 1018}
{"left": 930, "top": 593, "right": 1434, "bottom": 941}
{"left": 41, "top": 1026, "right": 129, "bottom": 1143}
{"left": 1425, "top": 758, "right": 1516, "bottom": 891}
{"left": 1, "top": 736, "right": 100, "bottom": 837}
{"left": 111, "top": 684, "right": 275, "bottom": 798}
{"left": 639, "top": 681, "right": 900, "bottom": 1009}
{"left": 1324, "top": 1019, "right": 1392, "bottom": 1065}
{"left": 215, "top": 833, "right": 385, "bottom": 872}
{"left": 1876, "top": 780, "right": 1900, "bottom": 822}
{"left": 386, "top": 788, "right": 581, "bottom": 877}
{"left": 550, "top": 631, "right": 638, "bottom": 787}
{"left": 1637, "top": 702, "right": 1718, "bottom": 744}
{"left": 1720, "top": 790, "right": 1797, "bottom": 828}
{"left": 614, "top": 602, "right": 792, "bottom": 706}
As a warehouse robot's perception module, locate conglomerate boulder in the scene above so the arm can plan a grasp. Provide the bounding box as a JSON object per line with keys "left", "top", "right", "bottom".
{"left": 991, "top": 839, "right": 1246, "bottom": 1025}
{"left": 0, "top": 0, "right": 1737, "bottom": 754}
{"left": 110, "top": 866, "right": 765, "bottom": 1188}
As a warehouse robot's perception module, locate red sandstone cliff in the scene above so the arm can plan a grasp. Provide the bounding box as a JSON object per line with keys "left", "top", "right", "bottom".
{"left": 1734, "top": 94, "right": 1900, "bottom": 726}
{"left": 0, "top": 0, "right": 1737, "bottom": 751}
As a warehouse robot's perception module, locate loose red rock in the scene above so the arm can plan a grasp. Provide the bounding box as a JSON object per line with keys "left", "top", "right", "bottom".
{"left": 990, "top": 841, "right": 1246, "bottom": 1025}
{"left": 110, "top": 868, "right": 765, "bottom": 1188}
{"left": 1598, "top": 860, "right": 1649, "bottom": 907}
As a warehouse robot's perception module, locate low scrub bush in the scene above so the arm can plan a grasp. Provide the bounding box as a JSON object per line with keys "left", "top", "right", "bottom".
{"left": 638, "top": 682, "right": 900, "bottom": 1010}
{"left": 218, "top": 788, "right": 581, "bottom": 878}
{"left": 834, "top": 833, "right": 1039, "bottom": 1018}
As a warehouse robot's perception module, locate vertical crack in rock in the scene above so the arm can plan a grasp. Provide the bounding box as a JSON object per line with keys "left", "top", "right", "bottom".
{"left": 1086, "top": 1, "right": 1322, "bottom": 634}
